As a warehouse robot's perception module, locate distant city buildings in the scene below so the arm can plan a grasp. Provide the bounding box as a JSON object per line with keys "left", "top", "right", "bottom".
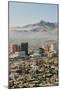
{"left": 9, "top": 42, "right": 28, "bottom": 59}
{"left": 9, "top": 41, "right": 58, "bottom": 88}
{"left": 21, "top": 42, "right": 28, "bottom": 55}
{"left": 39, "top": 48, "right": 45, "bottom": 56}
{"left": 12, "top": 44, "right": 20, "bottom": 53}
{"left": 9, "top": 41, "right": 58, "bottom": 59}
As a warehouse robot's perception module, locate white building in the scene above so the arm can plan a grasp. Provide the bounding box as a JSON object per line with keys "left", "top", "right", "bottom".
{"left": 50, "top": 44, "right": 54, "bottom": 51}
{"left": 10, "top": 51, "right": 25, "bottom": 59}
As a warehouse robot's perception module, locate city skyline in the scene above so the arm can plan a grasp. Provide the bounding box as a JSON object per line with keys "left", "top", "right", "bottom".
{"left": 9, "top": 2, "right": 58, "bottom": 88}
{"left": 9, "top": 2, "right": 58, "bottom": 27}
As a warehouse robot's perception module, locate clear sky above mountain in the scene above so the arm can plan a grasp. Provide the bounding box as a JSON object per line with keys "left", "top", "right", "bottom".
{"left": 9, "top": 2, "right": 58, "bottom": 27}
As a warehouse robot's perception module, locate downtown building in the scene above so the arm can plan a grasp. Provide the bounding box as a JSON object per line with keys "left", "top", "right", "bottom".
{"left": 21, "top": 42, "right": 28, "bottom": 55}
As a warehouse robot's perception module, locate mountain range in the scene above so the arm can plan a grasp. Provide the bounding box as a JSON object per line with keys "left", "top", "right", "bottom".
{"left": 9, "top": 20, "right": 58, "bottom": 48}
{"left": 10, "top": 20, "right": 57, "bottom": 32}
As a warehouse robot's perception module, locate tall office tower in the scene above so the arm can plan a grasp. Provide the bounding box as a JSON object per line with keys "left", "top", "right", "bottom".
{"left": 17, "top": 45, "right": 20, "bottom": 52}
{"left": 39, "top": 48, "right": 45, "bottom": 56}
{"left": 12, "top": 44, "right": 20, "bottom": 53}
{"left": 50, "top": 44, "right": 54, "bottom": 51}
{"left": 21, "top": 42, "right": 28, "bottom": 55}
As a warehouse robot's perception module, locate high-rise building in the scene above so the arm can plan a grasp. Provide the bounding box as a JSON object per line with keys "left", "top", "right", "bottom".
{"left": 12, "top": 44, "right": 20, "bottom": 53}
{"left": 50, "top": 44, "right": 54, "bottom": 51}
{"left": 39, "top": 48, "right": 45, "bottom": 56}
{"left": 17, "top": 45, "right": 20, "bottom": 52}
{"left": 21, "top": 42, "right": 28, "bottom": 55}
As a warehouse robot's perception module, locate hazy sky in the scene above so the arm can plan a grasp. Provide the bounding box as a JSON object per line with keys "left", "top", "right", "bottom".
{"left": 9, "top": 2, "right": 58, "bottom": 27}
